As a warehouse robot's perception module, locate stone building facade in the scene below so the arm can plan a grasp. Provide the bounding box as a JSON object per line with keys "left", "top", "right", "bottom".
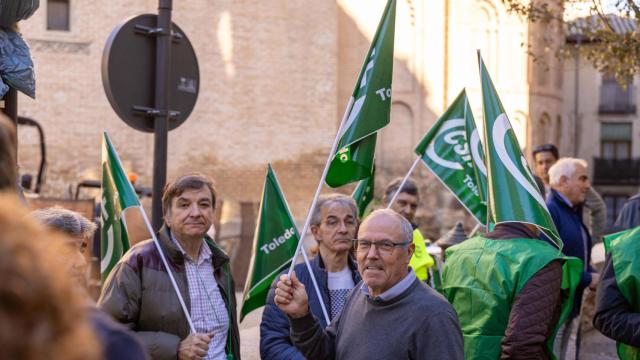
{"left": 562, "top": 16, "right": 640, "bottom": 230}
{"left": 16, "top": 0, "right": 562, "bottom": 241}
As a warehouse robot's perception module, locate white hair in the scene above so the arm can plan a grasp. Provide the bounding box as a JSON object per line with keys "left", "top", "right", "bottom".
{"left": 548, "top": 157, "right": 588, "bottom": 186}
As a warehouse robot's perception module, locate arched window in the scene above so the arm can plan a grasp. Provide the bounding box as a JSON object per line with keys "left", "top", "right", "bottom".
{"left": 473, "top": 1, "right": 499, "bottom": 78}
{"left": 538, "top": 112, "right": 551, "bottom": 145}
{"left": 555, "top": 115, "right": 562, "bottom": 147}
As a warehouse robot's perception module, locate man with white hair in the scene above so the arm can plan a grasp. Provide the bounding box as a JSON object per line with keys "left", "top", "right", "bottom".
{"left": 546, "top": 157, "right": 599, "bottom": 359}
{"left": 274, "top": 209, "right": 463, "bottom": 359}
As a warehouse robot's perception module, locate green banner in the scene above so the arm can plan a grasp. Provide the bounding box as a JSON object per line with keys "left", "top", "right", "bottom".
{"left": 464, "top": 97, "right": 488, "bottom": 207}
{"left": 240, "top": 164, "right": 299, "bottom": 321}
{"left": 415, "top": 90, "right": 487, "bottom": 223}
{"left": 351, "top": 165, "right": 375, "bottom": 218}
{"left": 478, "top": 53, "right": 561, "bottom": 246}
{"left": 101, "top": 132, "right": 140, "bottom": 280}
{"left": 326, "top": 0, "right": 396, "bottom": 188}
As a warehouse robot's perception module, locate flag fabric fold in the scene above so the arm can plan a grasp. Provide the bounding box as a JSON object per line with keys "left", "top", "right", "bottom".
{"left": 325, "top": 0, "right": 396, "bottom": 188}
{"left": 477, "top": 52, "right": 561, "bottom": 246}
{"left": 101, "top": 132, "right": 140, "bottom": 280}
{"left": 240, "top": 164, "right": 300, "bottom": 321}
{"left": 414, "top": 89, "right": 487, "bottom": 223}
{"left": 351, "top": 166, "right": 375, "bottom": 218}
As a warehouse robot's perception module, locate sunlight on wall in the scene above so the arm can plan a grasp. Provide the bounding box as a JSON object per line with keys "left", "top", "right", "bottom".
{"left": 217, "top": 11, "right": 235, "bottom": 77}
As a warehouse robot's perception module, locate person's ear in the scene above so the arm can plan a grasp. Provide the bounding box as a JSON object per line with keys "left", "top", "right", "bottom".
{"left": 560, "top": 175, "right": 570, "bottom": 185}
{"left": 310, "top": 224, "right": 320, "bottom": 240}
{"left": 406, "top": 243, "right": 415, "bottom": 262}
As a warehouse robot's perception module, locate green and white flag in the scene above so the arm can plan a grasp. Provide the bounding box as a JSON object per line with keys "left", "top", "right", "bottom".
{"left": 463, "top": 97, "right": 489, "bottom": 206}
{"left": 478, "top": 52, "right": 561, "bottom": 246}
{"left": 241, "top": 164, "right": 299, "bottom": 321}
{"left": 101, "top": 132, "right": 140, "bottom": 280}
{"left": 414, "top": 90, "right": 487, "bottom": 223}
{"left": 325, "top": 0, "right": 396, "bottom": 188}
{"left": 352, "top": 165, "right": 375, "bottom": 218}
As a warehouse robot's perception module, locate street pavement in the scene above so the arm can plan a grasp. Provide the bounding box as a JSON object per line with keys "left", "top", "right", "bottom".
{"left": 238, "top": 294, "right": 262, "bottom": 360}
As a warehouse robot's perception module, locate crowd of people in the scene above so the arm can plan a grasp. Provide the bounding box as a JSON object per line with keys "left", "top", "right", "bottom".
{"left": 3, "top": 111, "right": 640, "bottom": 360}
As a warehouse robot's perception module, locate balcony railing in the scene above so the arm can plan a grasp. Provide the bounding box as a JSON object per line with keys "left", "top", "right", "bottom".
{"left": 599, "top": 84, "right": 637, "bottom": 114}
{"left": 593, "top": 157, "right": 640, "bottom": 185}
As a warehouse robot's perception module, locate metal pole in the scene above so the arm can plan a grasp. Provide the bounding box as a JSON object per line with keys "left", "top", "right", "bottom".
{"left": 3, "top": 88, "right": 18, "bottom": 162}
{"left": 152, "top": 0, "right": 172, "bottom": 231}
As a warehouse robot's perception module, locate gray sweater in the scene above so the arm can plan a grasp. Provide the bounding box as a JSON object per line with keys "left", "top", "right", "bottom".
{"left": 289, "top": 277, "right": 463, "bottom": 360}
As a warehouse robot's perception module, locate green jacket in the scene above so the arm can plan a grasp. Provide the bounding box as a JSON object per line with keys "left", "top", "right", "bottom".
{"left": 604, "top": 227, "right": 640, "bottom": 359}
{"left": 98, "top": 226, "right": 240, "bottom": 360}
{"left": 442, "top": 236, "right": 581, "bottom": 360}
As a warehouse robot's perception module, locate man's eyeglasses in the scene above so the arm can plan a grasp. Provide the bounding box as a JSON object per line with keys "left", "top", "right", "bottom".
{"left": 322, "top": 218, "right": 357, "bottom": 229}
{"left": 352, "top": 239, "right": 412, "bottom": 254}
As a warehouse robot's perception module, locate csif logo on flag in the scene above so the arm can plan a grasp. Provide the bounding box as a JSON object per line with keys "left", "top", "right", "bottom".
{"left": 425, "top": 118, "right": 480, "bottom": 197}
{"left": 340, "top": 48, "right": 393, "bottom": 141}
{"left": 469, "top": 128, "right": 487, "bottom": 179}
{"left": 492, "top": 114, "right": 545, "bottom": 208}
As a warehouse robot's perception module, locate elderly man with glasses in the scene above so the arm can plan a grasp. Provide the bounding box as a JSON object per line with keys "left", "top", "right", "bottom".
{"left": 274, "top": 209, "right": 463, "bottom": 360}
{"left": 260, "top": 194, "right": 361, "bottom": 360}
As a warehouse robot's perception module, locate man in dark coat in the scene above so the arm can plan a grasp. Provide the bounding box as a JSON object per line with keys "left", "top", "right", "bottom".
{"left": 546, "top": 157, "right": 599, "bottom": 359}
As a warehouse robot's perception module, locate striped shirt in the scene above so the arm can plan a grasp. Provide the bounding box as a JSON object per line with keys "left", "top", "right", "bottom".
{"left": 171, "top": 233, "right": 229, "bottom": 360}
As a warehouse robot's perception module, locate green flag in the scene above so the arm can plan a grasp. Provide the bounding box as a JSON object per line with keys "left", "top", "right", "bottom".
{"left": 240, "top": 164, "right": 299, "bottom": 321}
{"left": 415, "top": 90, "right": 487, "bottom": 223}
{"left": 351, "top": 165, "right": 375, "bottom": 218}
{"left": 101, "top": 132, "right": 140, "bottom": 280}
{"left": 325, "top": 0, "right": 396, "bottom": 188}
{"left": 478, "top": 52, "right": 561, "bottom": 246}
{"left": 463, "top": 97, "right": 489, "bottom": 206}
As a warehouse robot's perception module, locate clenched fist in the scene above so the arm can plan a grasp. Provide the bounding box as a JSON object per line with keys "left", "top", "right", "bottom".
{"left": 179, "top": 332, "right": 214, "bottom": 360}
{"left": 274, "top": 271, "right": 309, "bottom": 319}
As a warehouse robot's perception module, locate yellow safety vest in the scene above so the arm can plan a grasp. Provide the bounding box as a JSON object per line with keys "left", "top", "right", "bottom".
{"left": 410, "top": 229, "right": 435, "bottom": 281}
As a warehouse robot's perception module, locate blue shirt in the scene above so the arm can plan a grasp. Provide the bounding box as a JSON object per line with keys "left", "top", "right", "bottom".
{"left": 360, "top": 268, "right": 417, "bottom": 301}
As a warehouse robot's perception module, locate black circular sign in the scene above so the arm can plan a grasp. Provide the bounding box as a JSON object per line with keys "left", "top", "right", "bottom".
{"left": 102, "top": 14, "right": 199, "bottom": 132}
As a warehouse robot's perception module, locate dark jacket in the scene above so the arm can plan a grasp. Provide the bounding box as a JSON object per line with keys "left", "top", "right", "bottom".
{"left": 547, "top": 188, "right": 595, "bottom": 318}
{"left": 486, "top": 223, "right": 563, "bottom": 360}
{"left": 614, "top": 193, "right": 640, "bottom": 231}
{"left": 593, "top": 254, "right": 640, "bottom": 347}
{"left": 98, "top": 226, "right": 240, "bottom": 360}
{"left": 88, "top": 307, "right": 149, "bottom": 360}
{"left": 260, "top": 254, "right": 360, "bottom": 360}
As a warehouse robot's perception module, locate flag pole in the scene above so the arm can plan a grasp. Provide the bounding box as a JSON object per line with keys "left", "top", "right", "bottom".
{"left": 299, "top": 243, "right": 331, "bottom": 324}
{"left": 287, "top": 96, "right": 355, "bottom": 276}
{"left": 139, "top": 208, "right": 196, "bottom": 334}
{"left": 386, "top": 156, "right": 421, "bottom": 209}
{"left": 275, "top": 164, "right": 332, "bottom": 325}
{"left": 478, "top": 50, "right": 492, "bottom": 232}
